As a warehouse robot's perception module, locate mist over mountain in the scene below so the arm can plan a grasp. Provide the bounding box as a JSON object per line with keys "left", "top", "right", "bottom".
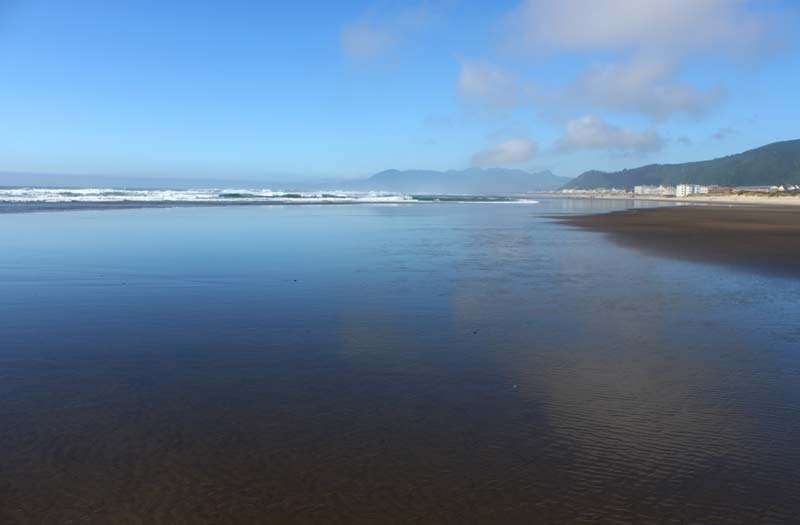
{"left": 563, "top": 139, "right": 800, "bottom": 190}
{"left": 0, "top": 168, "right": 569, "bottom": 195}
{"left": 0, "top": 172, "right": 347, "bottom": 191}
{"left": 7, "top": 137, "right": 800, "bottom": 196}
{"left": 344, "top": 168, "right": 569, "bottom": 194}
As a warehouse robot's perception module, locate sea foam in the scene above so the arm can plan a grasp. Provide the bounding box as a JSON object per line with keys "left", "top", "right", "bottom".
{"left": 0, "top": 188, "right": 539, "bottom": 205}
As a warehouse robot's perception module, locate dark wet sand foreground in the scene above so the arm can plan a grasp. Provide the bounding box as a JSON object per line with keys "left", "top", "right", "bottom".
{"left": 556, "top": 205, "right": 800, "bottom": 276}
{"left": 3, "top": 203, "right": 800, "bottom": 523}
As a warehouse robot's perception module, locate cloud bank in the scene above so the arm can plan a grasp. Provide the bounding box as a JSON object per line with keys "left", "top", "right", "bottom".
{"left": 505, "top": 0, "right": 777, "bottom": 59}
{"left": 452, "top": 0, "right": 788, "bottom": 157}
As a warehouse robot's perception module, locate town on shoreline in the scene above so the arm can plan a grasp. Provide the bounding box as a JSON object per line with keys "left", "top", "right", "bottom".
{"left": 540, "top": 183, "right": 800, "bottom": 206}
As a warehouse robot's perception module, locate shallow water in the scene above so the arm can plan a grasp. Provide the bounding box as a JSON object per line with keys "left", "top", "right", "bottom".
{"left": 1, "top": 199, "right": 798, "bottom": 523}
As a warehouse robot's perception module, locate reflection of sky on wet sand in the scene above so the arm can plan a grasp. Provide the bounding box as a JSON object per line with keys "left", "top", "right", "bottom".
{"left": 407, "top": 205, "right": 799, "bottom": 521}
{"left": 1, "top": 201, "right": 799, "bottom": 523}
{"left": 332, "top": 202, "right": 800, "bottom": 521}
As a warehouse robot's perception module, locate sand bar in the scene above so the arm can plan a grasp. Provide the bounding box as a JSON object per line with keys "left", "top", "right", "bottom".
{"left": 538, "top": 193, "right": 800, "bottom": 207}
{"left": 555, "top": 206, "right": 800, "bottom": 276}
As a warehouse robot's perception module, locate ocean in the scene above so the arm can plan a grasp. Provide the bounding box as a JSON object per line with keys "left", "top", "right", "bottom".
{"left": 1, "top": 198, "right": 798, "bottom": 523}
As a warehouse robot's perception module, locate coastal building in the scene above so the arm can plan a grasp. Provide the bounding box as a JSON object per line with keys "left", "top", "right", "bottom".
{"left": 675, "top": 184, "right": 710, "bottom": 197}
{"left": 735, "top": 185, "right": 779, "bottom": 193}
{"left": 560, "top": 188, "right": 630, "bottom": 195}
{"left": 708, "top": 186, "right": 734, "bottom": 195}
{"left": 634, "top": 185, "right": 676, "bottom": 197}
{"left": 560, "top": 189, "right": 594, "bottom": 194}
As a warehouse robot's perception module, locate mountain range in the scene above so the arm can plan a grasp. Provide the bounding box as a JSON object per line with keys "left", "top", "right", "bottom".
{"left": 3, "top": 139, "right": 798, "bottom": 194}
{"left": 563, "top": 139, "right": 800, "bottom": 190}
{"left": 0, "top": 168, "right": 569, "bottom": 194}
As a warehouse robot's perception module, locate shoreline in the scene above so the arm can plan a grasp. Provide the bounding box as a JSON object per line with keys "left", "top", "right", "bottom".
{"left": 0, "top": 197, "right": 540, "bottom": 215}
{"left": 553, "top": 206, "right": 800, "bottom": 276}
{"left": 0, "top": 200, "right": 385, "bottom": 214}
{"left": 3, "top": 192, "right": 799, "bottom": 216}
{"left": 532, "top": 193, "right": 800, "bottom": 207}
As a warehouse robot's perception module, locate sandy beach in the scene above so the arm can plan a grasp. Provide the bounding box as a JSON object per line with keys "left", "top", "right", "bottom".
{"left": 555, "top": 206, "right": 800, "bottom": 276}
{"left": 542, "top": 193, "right": 800, "bottom": 207}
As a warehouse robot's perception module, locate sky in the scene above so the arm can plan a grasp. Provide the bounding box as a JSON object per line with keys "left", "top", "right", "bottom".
{"left": 0, "top": 0, "right": 798, "bottom": 182}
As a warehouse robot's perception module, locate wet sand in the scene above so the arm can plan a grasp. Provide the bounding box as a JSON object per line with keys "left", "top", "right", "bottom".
{"left": 556, "top": 206, "right": 800, "bottom": 276}
{"left": 0, "top": 200, "right": 397, "bottom": 214}
{"left": 543, "top": 193, "right": 800, "bottom": 207}
{"left": 3, "top": 203, "right": 800, "bottom": 523}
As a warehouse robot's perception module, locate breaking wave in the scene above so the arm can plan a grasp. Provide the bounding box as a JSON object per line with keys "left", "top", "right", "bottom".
{"left": 0, "top": 188, "right": 539, "bottom": 205}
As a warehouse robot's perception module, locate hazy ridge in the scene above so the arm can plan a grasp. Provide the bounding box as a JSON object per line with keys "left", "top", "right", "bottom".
{"left": 344, "top": 168, "right": 570, "bottom": 194}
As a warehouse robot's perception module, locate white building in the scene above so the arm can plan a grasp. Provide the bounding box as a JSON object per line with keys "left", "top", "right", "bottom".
{"left": 560, "top": 188, "right": 629, "bottom": 195}
{"left": 675, "top": 184, "right": 709, "bottom": 197}
{"left": 634, "top": 185, "right": 677, "bottom": 197}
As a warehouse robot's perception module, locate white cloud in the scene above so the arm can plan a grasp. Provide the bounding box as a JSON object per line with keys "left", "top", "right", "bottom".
{"left": 483, "top": 1, "right": 785, "bottom": 122}
{"left": 505, "top": 0, "right": 776, "bottom": 59}
{"left": 458, "top": 59, "right": 724, "bottom": 120}
{"left": 341, "top": 23, "right": 396, "bottom": 61}
{"left": 471, "top": 137, "right": 538, "bottom": 166}
{"left": 712, "top": 127, "right": 737, "bottom": 141}
{"left": 569, "top": 58, "right": 724, "bottom": 119}
{"left": 458, "top": 56, "right": 723, "bottom": 120}
{"left": 556, "top": 115, "right": 664, "bottom": 154}
{"left": 457, "top": 60, "right": 522, "bottom": 111}
{"left": 340, "top": 3, "right": 440, "bottom": 62}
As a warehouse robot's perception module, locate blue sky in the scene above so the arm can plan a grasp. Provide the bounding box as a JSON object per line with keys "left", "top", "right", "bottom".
{"left": 0, "top": 0, "right": 798, "bottom": 181}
